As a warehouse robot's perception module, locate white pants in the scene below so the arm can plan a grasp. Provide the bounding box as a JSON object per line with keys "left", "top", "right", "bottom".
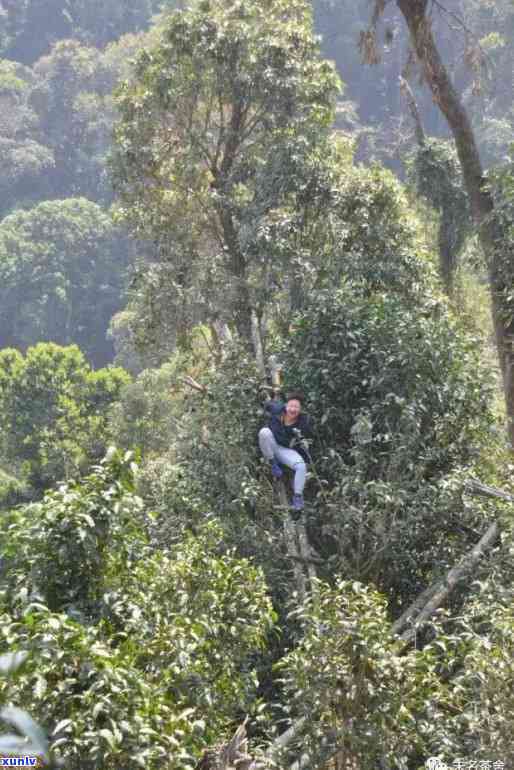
{"left": 258, "top": 427, "right": 307, "bottom": 495}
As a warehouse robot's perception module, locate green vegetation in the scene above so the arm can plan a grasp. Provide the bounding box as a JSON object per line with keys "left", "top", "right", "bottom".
{"left": 0, "top": 199, "right": 131, "bottom": 365}
{"left": 1, "top": 0, "right": 514, "bottom": 768}
{"left": 0, "top": 343, "right": 129, "bottom": 492}
{"left": 112, "top": 0, "right": 340, "bottom": 346}
{"left": 0, "top": 452, "right": 273, "bottom": 769}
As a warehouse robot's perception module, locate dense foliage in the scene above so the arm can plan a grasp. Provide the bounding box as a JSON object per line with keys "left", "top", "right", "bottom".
{"left": 1, "top": 0, "right": 514, "bottom": 768}
{"left": 0, "top": 343, "right": 129, "bottom": 493}
{"left": 112, "top": 0, "right": 340, "bottom": 344}
{"left": 167, "top": 276, "right": 497, "bottom": 607}
{"left": 0, "top": 453, "right": 274, "bottom": 769}
{"left": 0, "top": 199, "right": 131, "bottom": 364}
{"left": 406, "top": 138, "right": 470, "bottom": 293}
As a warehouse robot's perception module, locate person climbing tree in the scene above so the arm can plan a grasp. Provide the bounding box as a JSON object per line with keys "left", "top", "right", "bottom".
{"left": 258, "top": 392, "right": 313, "bottom": 511}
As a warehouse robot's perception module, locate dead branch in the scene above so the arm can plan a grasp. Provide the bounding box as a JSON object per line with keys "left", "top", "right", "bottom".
{"left": 392, "top": 478, "right": 510, "bottom": 640}
{"left": 196, "top": 719, "right": 255, "bottom": 770}
{"left": 399, "top": 75, "right": 426, "bottom": 147}
{"left": 395, "top": 520, "right": 500, "bottom": 644}
{"left": 390, "top": 581, "right": 440, "bottom": 638}
{"left": 272, "top": 717, "right": 307, "bottom": 751}
{"left": 181, "top": 375, "right": 208, "bottom": 394}
{"left": 465, "top": 478, "right": 514, "bottom": 504}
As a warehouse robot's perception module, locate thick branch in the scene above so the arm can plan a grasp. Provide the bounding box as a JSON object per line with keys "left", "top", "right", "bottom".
{"left": 277, "top": 480, "right": 307, "bottom": 603}
{"left": 397, "top": 520, "right": 499, "bottom": 644}
{"left": 465, "top": 478, "right": 514, "bottom": 504}
{"left": 396, "top": 0, "right": 492, "bottom": 225}
{"left": 181, "top": 375, "right": 208, "bottom": 394}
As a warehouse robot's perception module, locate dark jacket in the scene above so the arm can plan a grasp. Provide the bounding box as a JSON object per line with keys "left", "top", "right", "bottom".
{"left": 264, "top": 400, "right": 313, "bottom": 462}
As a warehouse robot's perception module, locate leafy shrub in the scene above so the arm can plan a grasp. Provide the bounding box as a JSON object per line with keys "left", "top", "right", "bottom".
{"left": 278, "top": 580, "right": 448, "bottom": 769}
{"left": 108, "top": 358, "right": 193, "bottom": 456}
{"left": 279, "top": 578, "right": 514, "bottom": 768}
{"left": 0, "top": 343, "right": 130, "bottom": 491}
{"left": 0, "top": 607, "right": 201, "bottom": 770}
{"left": 442, "top": 583, "right": 514, "bottom": 764}
{"left": 283, "top": 287, "right": 492, "bottom": 470}
{"left": 325, "top": 164, "right": 431, "bottom": 297}
{"left": 2, "top": 449, "right": 146, "bottom": 616}
{"left": 0, "top": 451, "right": 275, "bottom": 768}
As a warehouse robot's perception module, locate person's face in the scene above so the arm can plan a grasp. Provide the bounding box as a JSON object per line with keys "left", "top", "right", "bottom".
{"left": 286, "top": 399, "right": 301, "bottom": 420}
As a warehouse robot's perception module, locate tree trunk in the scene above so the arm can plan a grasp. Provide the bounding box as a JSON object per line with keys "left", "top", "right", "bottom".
{"left": 399, "top": 76, "right": 425, "bottom": 148}
{"left": 395, "top": 0, "right": 514, "bottom": 446}
{"left": 438, "top": 209, "right": 456, "bottom": 296}
{"left": 251, "top": 309, "right": 266, "bottom": 380}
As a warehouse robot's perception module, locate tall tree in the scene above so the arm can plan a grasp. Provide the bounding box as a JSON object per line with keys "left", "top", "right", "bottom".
{"left": 0, "top": 343, "right": 129, "bottom": 489}
{"left": 0, "top": 198, "right": 132, "bottom": 365}
{"left": 366, "top": 0, "right": 514, "bottom": 446}
{"left": 112, "top": 0, "right": 340, "bottom": 357}
{"left": 0, "top": 59, "right": 54, "bottom": 214}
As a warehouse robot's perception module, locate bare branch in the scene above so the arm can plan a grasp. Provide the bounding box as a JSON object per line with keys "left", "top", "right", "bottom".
{"left": 277, "top": 480, "right": 308, "bottom": 602}
{"left": 465, "top": 478, "right": 514, "bottom": 504}
{"left": 431, "top": 0, "right": 492, "bottom": 71}
{"left": 180, "top": 375, "right": 208, "bottom": 394}
{"left": 395, "top": 520, "right": 500, "bottom": 644}
{"left": 196, "top": 718, "right": 255, "bottom": 769}
{"left": 399, "top": 76, "right": 426, "bottom": 147}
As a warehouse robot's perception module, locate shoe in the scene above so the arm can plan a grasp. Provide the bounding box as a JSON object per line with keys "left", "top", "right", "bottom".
{"left": 270, "top": 460, "right": 283, "bottom": 479}
{"left": 291, "top": 493, "right": 304, "bottom": 511}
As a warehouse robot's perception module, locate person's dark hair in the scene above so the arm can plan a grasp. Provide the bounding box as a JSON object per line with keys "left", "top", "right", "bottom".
{"left": 286, "top": 390, "right": 304, "bottom": 405}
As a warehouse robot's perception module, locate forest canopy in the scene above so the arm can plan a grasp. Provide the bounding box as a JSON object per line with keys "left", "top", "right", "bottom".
{"left": 1, "top": 0, "right": 514, "bottom": 769}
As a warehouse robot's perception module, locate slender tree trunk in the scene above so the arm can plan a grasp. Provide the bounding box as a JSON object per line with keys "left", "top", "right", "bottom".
{"left": 213, "top": 93, "right": 259, "bottom": 356}
{"left": 399, "top": 76, "right": 425, "bottom": 148}
{"left": 438, "top": 211, "right": 456, "bottom": 296}
{"left": 395, "top": 0, "right": 514, "bottom": 446}
{"left": 251, "top": 309, "right": 266, "bottom": 379}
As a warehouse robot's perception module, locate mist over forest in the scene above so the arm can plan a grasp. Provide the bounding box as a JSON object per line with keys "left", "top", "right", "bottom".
{"left": 0, "top": 1, "right": 514, "bottom": 769}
